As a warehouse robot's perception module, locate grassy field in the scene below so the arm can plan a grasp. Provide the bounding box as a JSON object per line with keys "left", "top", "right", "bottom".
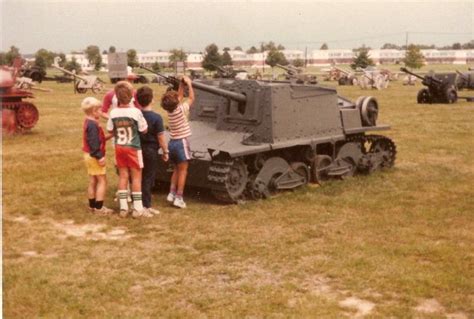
{"left": 3, "top": 69, "right": 474, "bottom": 318}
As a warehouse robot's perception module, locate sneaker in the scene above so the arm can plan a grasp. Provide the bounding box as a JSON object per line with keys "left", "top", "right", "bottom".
{"left": 146, "top": 207, "right": 161, "bottom": 215}
{"left": 132, "top": 209, "right": 154, "bottom": 218}
{"left": 94, "top": 206, "right": 114, "bottom": 216}
{"left": 119, "top": 209, "right": 129, "bottom": 218}
{"left": 166, "top": 192, "right": 175, "bottom": 203}
{"left": 173, "top": 197, "right": 187, "bottom": 209}
{"left": 88, "top": 206, "right": 95, "bottom": 213}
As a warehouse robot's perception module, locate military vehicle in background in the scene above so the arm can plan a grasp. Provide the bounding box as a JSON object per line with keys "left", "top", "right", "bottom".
{"left": 19, "top": 65, "right": 47, "bottom": 83}
{"left": 333, "top": 67, "right": 358, "bottom": 86}
{"left": 400, "top": 67, "right": 458, "bottom": 104}
{"left": 149, "top": 69, "right": 396, "bottom": 203}
{"left": 213, "top": 64, "right": 248, "bottom": 79}
{"left": 52, "top": 60, "right": 104, "bottom": 93}
{"left": 1, "top": 66, "right": 39, "bottom": 133}
{"left": 456, "top": 70, "right": 474, "bottom": 90}
{"left": 275, "top": 64, "right": 317, "bottom": 84}
{"left": 359, "top": 68, "right": 390, "bottom": 90}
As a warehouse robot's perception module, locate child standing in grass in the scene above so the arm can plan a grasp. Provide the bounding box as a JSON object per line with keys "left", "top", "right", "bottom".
{"left": 160, "top": 76, "right": 194, "bottom": 209}
{"left": 136, "top": 86, "right": 169, "bottom": 215}
{"left": 82, "top": 97, "right": 113, "bottom": 215}
{"left": 107, "top": 81, "right": 151, "bottom": 218}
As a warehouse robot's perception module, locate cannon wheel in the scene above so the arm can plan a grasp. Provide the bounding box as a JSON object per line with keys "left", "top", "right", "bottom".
{"left": 417, "top": 88, "right": 431, "bottom": 104}
{"left": 16, "top": 102, "right": 39, "bottom": 130}
{"left": 91, "top": 82, "right": 104, "bottom": 94}
{"left": 446, "top": 88, "right": 457, "bottom": 104}
{"left": 75, "top": 82, "right": 87, "bottom": 94}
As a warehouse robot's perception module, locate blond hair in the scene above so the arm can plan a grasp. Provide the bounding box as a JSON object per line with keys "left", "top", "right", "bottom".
{"left": 81, "top": 97, "right": 101, "bottom": 115}
{"left": 114, "top": 81, "right": 134, "bottom": 106}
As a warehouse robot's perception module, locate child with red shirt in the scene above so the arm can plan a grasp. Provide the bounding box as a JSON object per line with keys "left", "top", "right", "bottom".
{"left": 82, "top": 97, "right": 113, "bottom": 215}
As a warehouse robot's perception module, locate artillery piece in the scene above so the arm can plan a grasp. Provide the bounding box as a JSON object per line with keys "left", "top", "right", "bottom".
{"left": 333, "top": 67, "right": 358, "bottom": 86}
{"left": 400, "top": 67, "right": 458, "bottom": 104}
{"left": 456, "top": 70, "right": 474, "bottom": 90}
{"left": 52, "top": 60, "right": 104, "bottom": 94}
{"left": 275, "top": 64, "right": 317, "bottom": 84}
{"left": 144, "top": 66, "right": 396, "bottom": 203}
{"left": 1, "top": 67, "right": 39, "bottom": 133}
{"left": 212, "top": 64, "right": 248, "bottom": 79}
{"left": 359, "top": 68, "right": 389, "bottom": 90}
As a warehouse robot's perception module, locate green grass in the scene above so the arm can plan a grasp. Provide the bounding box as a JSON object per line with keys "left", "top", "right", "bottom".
{"left": 3, "top": 69, "right": 474, "bottom": 318}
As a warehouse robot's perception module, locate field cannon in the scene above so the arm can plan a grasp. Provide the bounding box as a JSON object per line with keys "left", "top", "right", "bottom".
{"left": 359, "top": 69, "right": 389, "bottom": 90}
{"left": 400, "top": 67, "right": 458, "bottom": 104}
{"left": 276, "top": 64, "right": 317, "bottom": 84}
{"left": 333, "top": 67, "right": 358, "bottom": 86}
{"left": 52, "top": 61, "right": 104, "bottom": 94}
{"left": 141, "top": 65, "right": 396, "bottom": 203}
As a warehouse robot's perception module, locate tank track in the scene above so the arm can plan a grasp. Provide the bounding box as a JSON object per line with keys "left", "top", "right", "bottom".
{"left": 207, "top": 158, "right": 244, "bottom": 203}
{"left": 346, "top": 134, "right": 397, "bottom": 171}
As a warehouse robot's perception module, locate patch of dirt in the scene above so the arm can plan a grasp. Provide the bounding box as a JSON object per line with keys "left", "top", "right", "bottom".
{"left": 446, "top": 313, "right": 469, "bottom": 319}
{"left": 21, "top": 251, "right": 59, "bottom": 258}
{"left": 415, "top": 298, "right": 445, "bottom": 314}
{"left": 339, "top": 296, "right": 375, "bottom": 318}
{"left": 12, "top": 216, "right": 30, "bottom": 223}
{"left": 53, "top": 220, "right": 133, "bottom": 241}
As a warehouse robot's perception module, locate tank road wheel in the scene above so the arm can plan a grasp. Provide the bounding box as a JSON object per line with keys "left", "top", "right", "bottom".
{"left": 339, "top": 158, "right": 357, "bottom": 180}
{"left": 16, "top": 102, "right": 39, "bottom": 131}
{"left": 417, "top": 88, "right": 431, "bottom": 104}
{"left": 290, "top": 162, "right": 310, "bottom": 186}
{"left": 360, "top": 96, "right": 378, "bottom": 126}
{"left": 209, "top": 158, "right": 248, "bottom": 203}
{"left": 311, "top": 155, "right": 332, "bottom": 185}
{"left": 446, "top": 88, "right": 457, "bottom": 104}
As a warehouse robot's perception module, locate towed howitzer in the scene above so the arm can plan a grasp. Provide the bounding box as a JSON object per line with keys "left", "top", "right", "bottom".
{"left": 275, "top": 64, "right": 317, "bottom": 84}
{"left": 400, "top": 67, "right": 458, "bottom": 104}
{"left": 334, "top": 66, "right": 358, "bottom": 86}
{"left": 51, "top": 60, "right": 104, "bottom": 94}
{"left": 359, "top": 69, "right": 389, "bottom": 90}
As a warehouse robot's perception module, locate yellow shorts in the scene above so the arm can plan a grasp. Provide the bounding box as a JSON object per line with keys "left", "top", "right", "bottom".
{"left": 84, "top": 153, "right": 106, "bottom": 176}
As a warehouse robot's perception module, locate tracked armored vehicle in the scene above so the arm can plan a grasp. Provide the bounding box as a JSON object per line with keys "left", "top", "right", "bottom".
{"left": 153, "top": 76, "right": 396, "bottom": 203}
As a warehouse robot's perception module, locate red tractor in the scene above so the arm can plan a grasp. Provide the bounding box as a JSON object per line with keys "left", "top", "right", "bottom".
{"left": 1, "top": 66, "right": 39, "bottom": 134}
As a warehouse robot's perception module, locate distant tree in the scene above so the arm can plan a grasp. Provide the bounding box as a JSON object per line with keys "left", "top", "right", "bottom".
{"left": 234, "top": 46, "right": 243, "bottom": 51}
{"left": 320, "top": 43, "right": 329, "bottom": 50}
{"left": 246, "top": 46, "right": 259, "bottom": 54}
{"left": 0, "top": 52, "right": 7, "bottom": 65}
{"left": 127, "top": 49, "right": 139, "bottom": 67}
{"left": 169, "top": 48, "right": 187, "bottom": 66}
{"left": 5, "top": 46, "right": 20, "bottom": 65}
{"left": 222, "top": 50, "right": 233, "bottom": 66}
{"left": 261, "top": 41, "right": 284, "bottom": 52}
{"left": 64, "top": 57, "right": 82, "bottom": 73}
{"left": 353, "top": 44, "right": 372, "bottom": 53}
{"left": 277, "top": 44, "right": 285, "bottom": 50}
{"left": 462, "top": 40, "right": 474, "bottom": 49}
{"left": 351, "top": 49, "right": 374, "bottom": 70}
{"left": 34, "top": 49, "right": 56, "bottom": 70}
{"left": 292, "top": 58, "right": 305, "bottom": 67}
{"left": 85, "top": 45, "right": 102, "bottom": 70}
{"left": 452, "top": 42, "right": 462, "bottom": 50}
{"left": 403, "top": 44, "right": 425, "bottom": 69}
{"left": 109, "top": 46, "right": 116, "bottom": 53}
{"left": 381, "top": 43, "right": 401, "bottom": 50}
{"left": 265, "top": 48, "right": 288, "bottom": 67}
{"left": 151, "top": 61, "right": 161, "bottom": 72}
{"left": 202, "top": 43, "right": 222, "bottom": 71}
{"left": 58, "top": 53, "right": 66, "bottom": 67}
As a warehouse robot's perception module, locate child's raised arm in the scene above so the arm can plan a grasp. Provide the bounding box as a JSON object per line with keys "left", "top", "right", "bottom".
{"left": 178, "top": 76, "right": 194, "bottom": 107}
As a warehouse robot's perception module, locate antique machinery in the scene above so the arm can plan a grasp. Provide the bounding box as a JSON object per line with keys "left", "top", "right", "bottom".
{"left": 212, "top": 64, "right": 248, "bottom": 79}
{"left": 359, "top": 68, "right": 389, "bottom": 90}
{"left": 400, "top": 67, "right": 458, "bottom": 104}
{"left": 51, "top": 61, "right": 104, "bottom": 93}
{"left": 456, "top": 70, "right": 474, "bottom": 90}
{"left": 275, "top": 64, "right": 317, "bottom": 84}
{"left": 143, "top": 65, "right": 396, "bottom": 203}
{"left": 333, "top": 67, "right": 358, "bottom": 86}
{"left": 1, "top": 67, "right": 39, "bottom": 133}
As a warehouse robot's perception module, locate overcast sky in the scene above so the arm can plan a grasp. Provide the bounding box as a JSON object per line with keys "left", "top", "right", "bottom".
{"left": 1, "top": 0, "right": 472, "bottom": 54}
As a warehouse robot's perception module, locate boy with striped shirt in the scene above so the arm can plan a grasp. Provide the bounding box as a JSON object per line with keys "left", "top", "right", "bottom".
{"left": 161, "top": 76, "right": 194, "bottom": 208}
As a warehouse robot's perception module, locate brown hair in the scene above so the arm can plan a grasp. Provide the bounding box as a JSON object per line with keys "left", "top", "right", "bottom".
{"left": 136, "top": 86, "right": 153, "bottom": 107}
{"left": 114, "top": 81, "right": 134, "bottom": 106}
{"left": 161, "top": 90, "right": 180, "bottom": 112}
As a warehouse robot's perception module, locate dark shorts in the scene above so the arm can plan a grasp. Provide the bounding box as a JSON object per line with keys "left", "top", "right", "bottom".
{"left": 169, "top": 138, "right": 191, "bottom": 164}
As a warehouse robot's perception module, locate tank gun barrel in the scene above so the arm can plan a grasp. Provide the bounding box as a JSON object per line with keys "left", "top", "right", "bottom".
{"left": 139, "top": 65, "right": 247, "bottom": 103}
{"left": 456, "top": 70, "right": 467, "bottom": 79}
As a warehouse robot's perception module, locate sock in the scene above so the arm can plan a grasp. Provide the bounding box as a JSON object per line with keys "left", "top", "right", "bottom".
{"left": 95, "top": 200, "right": 103, "bottom": 209}
{"left": 88, "top": 198, "right": 96, "bottom": 209}
{"left": 170, "top": 185, "right": 177, "bottom": 195}
{"left": 176, "top": 191, "right": 183, "bottom": 199}
{"left": 118, "top": 190, "right": 129, "bottom": 211}
{"left": 132, "top": 192, "right": 144, "bottom": 211}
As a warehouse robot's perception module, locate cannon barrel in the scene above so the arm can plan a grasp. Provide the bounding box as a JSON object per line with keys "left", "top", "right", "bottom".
{"left": 456, "top": 70, "right": 467, "bottom": 79}
{"left": 333, "top": 66, "right": 350, "bottom": 75}
{"left": 139, "top": 65, "right": 247, "bottom": 103}
{"left": 51, "top": 64, "right": 88, "bottom": 82}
